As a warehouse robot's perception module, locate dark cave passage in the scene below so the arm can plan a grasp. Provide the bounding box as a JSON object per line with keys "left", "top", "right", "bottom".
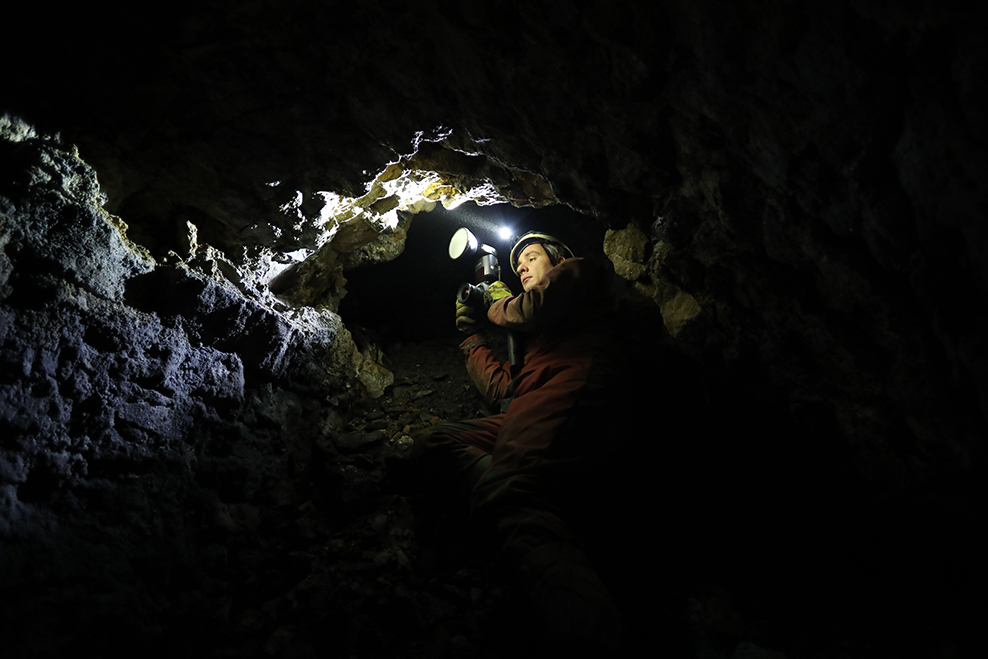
{"left": 338, "top": 201, "right": 610, "bottom": 342}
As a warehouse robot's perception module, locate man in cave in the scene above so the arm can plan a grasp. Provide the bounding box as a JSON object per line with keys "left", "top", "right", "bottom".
{"left": 413, "top": 230, "right": 630, "bottom": 654}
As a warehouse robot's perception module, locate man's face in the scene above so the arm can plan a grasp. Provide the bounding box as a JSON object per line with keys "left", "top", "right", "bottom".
{"left": 515, "top": 243, "right": 562, "bottom": 291}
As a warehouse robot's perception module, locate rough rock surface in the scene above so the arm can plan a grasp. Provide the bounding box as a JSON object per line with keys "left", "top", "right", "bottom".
{"left": 3, "top": 1, "right": 987, "bottom": 657}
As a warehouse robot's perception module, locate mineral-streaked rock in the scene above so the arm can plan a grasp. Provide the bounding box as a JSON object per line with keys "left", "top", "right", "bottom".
{"left": 603, "top": 223, "right": 650, "bottom": 282}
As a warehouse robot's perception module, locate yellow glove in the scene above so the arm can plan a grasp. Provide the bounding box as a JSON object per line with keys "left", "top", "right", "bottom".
{"left": 484, "top": 280, "right": 513, "bottom": 307}
{"left": 455, "top": 300, "right": 481, "bottom": 334}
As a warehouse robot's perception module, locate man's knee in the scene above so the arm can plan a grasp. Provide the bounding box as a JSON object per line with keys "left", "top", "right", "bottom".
{"left": 410, "top": 423, "right": 444, "bottom": 458}
{"left": 413, "top": 418, "right": 500, "bottom": 456}
{"left": 411, "top": 421, "right": 471, "bottom": 461}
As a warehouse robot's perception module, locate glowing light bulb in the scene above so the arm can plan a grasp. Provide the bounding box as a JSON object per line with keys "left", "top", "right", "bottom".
{"left": 498, "top": 226, "right": 512, "bottom": 240}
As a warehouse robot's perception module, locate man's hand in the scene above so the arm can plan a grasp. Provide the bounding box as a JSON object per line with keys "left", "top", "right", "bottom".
{"left": 484, "top": 280, "right": 513, "bottom": 307}
{"left": 455, "top": 300, "right": 482, "bottom": 334}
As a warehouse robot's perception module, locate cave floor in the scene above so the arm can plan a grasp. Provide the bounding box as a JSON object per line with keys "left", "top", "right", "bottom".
{"left": 204, "top": 336, "right": 503, "bottom": 658}
{"left": 199, "top": 335, "right": 918, "bottom": 659}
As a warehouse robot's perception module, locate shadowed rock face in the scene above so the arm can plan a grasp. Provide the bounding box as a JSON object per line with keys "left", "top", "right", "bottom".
{"left": 2, "top": 1, "right": 986, "bottom": 656}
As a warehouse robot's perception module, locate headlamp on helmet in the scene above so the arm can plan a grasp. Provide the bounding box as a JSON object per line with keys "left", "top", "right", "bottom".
{"left": 509, "top": 231, "right": 575, "bottom": 274}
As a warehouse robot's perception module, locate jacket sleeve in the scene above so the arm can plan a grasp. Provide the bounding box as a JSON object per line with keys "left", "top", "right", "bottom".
{"left": 486, "top": 257, "right": 603, "bottom": 334}
{"left": 459, "top": 333, "right": 513, "bottom": 406}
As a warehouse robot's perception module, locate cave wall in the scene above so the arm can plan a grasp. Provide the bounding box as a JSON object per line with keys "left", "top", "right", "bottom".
{"left": 0, "top": 118, "right": 359, "bottom": 654}
{"left": 3, "top": 0, "right": 987, "bottom": 656}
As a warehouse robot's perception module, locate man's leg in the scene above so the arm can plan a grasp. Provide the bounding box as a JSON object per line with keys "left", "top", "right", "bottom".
{"left": 471, "top": 458, "right": 628, "bottom": 656}
{"left": 411, "top": 415, "right": 502, "bottom": 497}
{"left": 467, "top": 363, "right": 630, "bottom": 654}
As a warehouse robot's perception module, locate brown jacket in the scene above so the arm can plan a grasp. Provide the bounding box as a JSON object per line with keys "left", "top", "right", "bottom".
{"left": 457, "top": 257, "right": 618, "bottom": 467}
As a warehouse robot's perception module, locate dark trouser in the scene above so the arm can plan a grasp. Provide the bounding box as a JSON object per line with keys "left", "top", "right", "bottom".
{"left": 413, "top": 394, "right": 629, "bottom": 655}
{"left": 414, "top": 414, "right": 576, "bottom": 564}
